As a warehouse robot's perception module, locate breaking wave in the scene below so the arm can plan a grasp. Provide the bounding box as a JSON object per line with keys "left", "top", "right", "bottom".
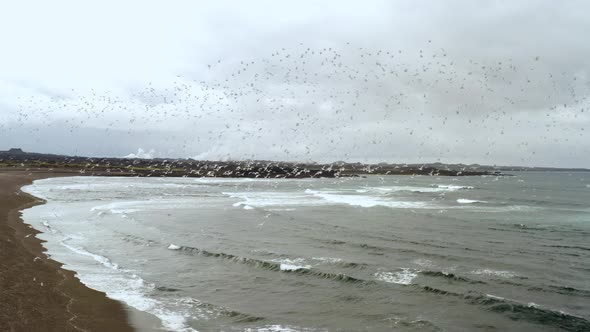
{"left": 169, "top": 245, "right": 370, "bottom": 284}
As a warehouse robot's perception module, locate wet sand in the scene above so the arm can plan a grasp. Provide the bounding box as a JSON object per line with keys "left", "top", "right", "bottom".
{"left": 0, "top": 169, "right": 135, "bottom": 332}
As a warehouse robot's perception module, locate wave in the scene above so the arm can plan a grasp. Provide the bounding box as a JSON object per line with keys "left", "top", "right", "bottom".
{"left": 364, "top": 184, "right": 474, "bottom": 194}
{"left": 418, "top": 286, "right": 590, "bottom": 331}
{"left": 155, "top": 286, "right": 181, "bottom": 292}
{"left": 317, "top": 237, "right": 465, "bottom": 261}
{"left": 59, "top": 239, "right": 199, "bottom": 332}
{"left": 471, "top": 269, "right": 520, "bottom": 279}
{"left": 457, "top": 198, "right": 486, "bottom": 204}
{"left": 469, "top": 294, "right": 590, "bottom": 332}
{"left": 389, "top": 317, "right": 442, "bottom": 332}
{"left": 121, "top": 234, "right": 158, "bottom": 246}
{"left": 375, "top": 268, "right": 419, "bottom": 285}
{"left": 60, "top": 238, "right": 120, "bottom": 270}
{"left": 542, "top": 244, "right": 590, "bottom": 252}
{"left": 90, "top": 201, "right": 145, "bottom": 214}
{"left": 436, "top": 184, "right": 475, "bottom": 190}
{"left": 491, "top": 278, "right": 590, "bottom": 299}
{"left": 304, "top": 189, "right": 428, "bottom": 208}
{"left": 245, "top": 325, "right": 310, "bottom": 332}
{"left": 270, "top": 258, "right": 311, "bottom": 271}
{"left": 224, "top": 191, "right": 324, "bottom": 208}
{"left": 63, "top": 237, "right": 265, "bottom": 331}
{"left": 546, "top": 285, "right": 590, "bottom": 297}
{"left": 223, "top": 188, "right": 434, "bottom": 210}
{"left": 420, "top": 270, "right": 486, "bottom": 284}
{"left": 169, "top": 245, "right": 370, "bottom": 284}
{"left": 526, "top": 285, "right": 590, "bottom": 298}
{"left": 224, "top": 187, "right": 439, "bottom": 210}
{"left": 41, "top": 220, "right": 58, "bottom": 234}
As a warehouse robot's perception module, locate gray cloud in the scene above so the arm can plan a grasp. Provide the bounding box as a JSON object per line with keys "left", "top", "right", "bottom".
{"left": 1, "top": 1, "right": 589, "bottom": 167}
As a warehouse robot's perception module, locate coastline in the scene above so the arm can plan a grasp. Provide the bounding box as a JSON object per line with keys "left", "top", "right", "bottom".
{"left": 0, "top": 169, "right": 137, "bottom": 332}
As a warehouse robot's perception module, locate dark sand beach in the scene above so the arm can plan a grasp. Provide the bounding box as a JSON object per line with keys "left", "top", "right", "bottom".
{"left": 0, "top": 169, "right": 134, "bottom": 332}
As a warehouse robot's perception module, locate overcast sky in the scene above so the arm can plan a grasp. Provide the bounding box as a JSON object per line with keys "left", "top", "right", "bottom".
{"left": 1, "top": 1, "right": 589, "bottom": 167}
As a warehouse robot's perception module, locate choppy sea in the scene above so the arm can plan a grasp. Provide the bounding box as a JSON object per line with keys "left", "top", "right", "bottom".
{"left": 22, "top": 172, "right": 590, "bottom": 331}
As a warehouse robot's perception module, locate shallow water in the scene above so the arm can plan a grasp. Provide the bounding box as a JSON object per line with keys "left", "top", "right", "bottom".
{"left": 22, "top": 172, "right": 590, "bottom": 331}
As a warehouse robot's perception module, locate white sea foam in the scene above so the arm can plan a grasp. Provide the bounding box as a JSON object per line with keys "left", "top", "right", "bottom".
{"left": 437, "top": 185, "right": 474, "bottom": 190}
{"left": 91, "top": 201, "right": 146, "bottom": 214}
{"left": 457, "top": 198, "right": 486, "bottom": 204}
{"left": 90, "top": 198, "right": 201, "bottom": 214}
{"left": 60, "top": 239, "right": 120, "bottom": 270}
{"left": 280, "top": 263, "right": 311, "bottom": 271}
{"left": 223, "top": 189, "right": 427, "bottom": 208}
{"left": 225, "top": 191, "right": 322, "bottom": 208}
{"left": 374, "top": 268, "right": 419, "bottom": 285}
{"left": 271, "top": 258, "right": 311, "bottom": 271}
{"left": 367, "top": 186, "right": 448, "bottom": 193}
{"left": 193, "top": 178, "right": 285, "bottom": 184}
{"left": 364, "top": 184, "right": 473, "bottom": 193}
{"left": 472, "top": 269, "right": 517, "bottom": 278}
{"left": 41, "top": 220, "right": 57, "bottom": 234}
{"left": 412, "top": 258, "right": 435, "bottom": 268}
{"left": 59, "top": 240, "right": 199, "bottom": 332}
{"left": 246, "top": 325, "right": 302, "bottom": 332}
{"left": 312, "top": 257, "right": 343, "bottom": 264}
{"left": 485, "top": 294, "right": 505, "bottom": 300}
{"left": 168, "top": 244, "right": 182, "bottom": 250}
{"left": 226, "top": 189, "right": 429, "bottom": 210}
{"left": 305, "top": 189, "right": 427, "bottom": 209}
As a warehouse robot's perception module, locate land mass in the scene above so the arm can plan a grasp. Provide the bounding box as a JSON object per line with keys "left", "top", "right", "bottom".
{"left": 0, "top": 148, "right": 530, "bottom": 177}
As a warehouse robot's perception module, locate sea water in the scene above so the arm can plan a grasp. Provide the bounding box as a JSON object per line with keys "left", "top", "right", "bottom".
{"left": 22, "top": 173, "right": 590, "bottom": 331}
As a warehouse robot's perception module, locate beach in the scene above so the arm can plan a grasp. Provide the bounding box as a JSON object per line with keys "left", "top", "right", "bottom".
{"left": 3, "top": 169, "right": 590, "bottom": 331}
{"left": 0, "top": 169, "right": 134, "bottom": 332}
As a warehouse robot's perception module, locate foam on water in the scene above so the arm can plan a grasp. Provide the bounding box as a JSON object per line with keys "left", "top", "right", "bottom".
{"left": 59, "top": 241, "right": 199, "bottom": 332}
{"left": 412, "top": 258, "right": 435, "bottom": 268}
{"left": 472, "top": 269, "right": 517, "bottom": 279}
{"left": 485, "top": 294, "right": 505, "bottom": 300}
{"left": 22, "top": 183, "right": 205, "bottom": 332}
{"left": 193, "top": 178, "right": 294, "bottom": 184}
{"left": 271, "top": 258, "right": 311, "bottom": 271}
{"left": 225, "top": 189, "right": 431, "bottom": 210}
{"left": 436, "top": 184, "right": 474, "bottom": 190}
{"left": 91, "top": 201, "right": 147, "bottom": 214}
{"left": 312, "top": 257, "right": 343, "bottom": 264}
{"left": 366, "top": 186, "right": 447, "bottom": 193}
{"left": 457, "top": 198, "right": 486, "bottom": 204}
{"left": 374, "top": 268, "right": 419, "bottom": 285}
{"left": 305, "top": 189, "right": 427, "bottom": 209}
{"left": 225, "top": 191, "right": 323, "bottom": 208}
{"left": 246, "top": 325, "right": 304, "bottom": 332}
{"left": 361, "top": 184, "right": 474, "bottom": 194}
{"left": 280, "top": 263, "right": 311, "bottom": 271}
{"left": 60, "top": 238, "right": 120, "bottom": 270}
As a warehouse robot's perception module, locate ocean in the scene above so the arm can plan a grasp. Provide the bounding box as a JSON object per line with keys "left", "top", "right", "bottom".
{"left": 21, "top": 172, "right": 590, "bottom": 332}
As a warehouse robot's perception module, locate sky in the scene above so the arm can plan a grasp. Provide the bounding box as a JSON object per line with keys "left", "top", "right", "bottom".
{"left": 0, "top": 1, "right": 589, "bottom": 167}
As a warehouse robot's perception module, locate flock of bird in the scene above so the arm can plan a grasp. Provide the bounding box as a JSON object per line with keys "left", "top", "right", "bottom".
{"left": 6, "top": 43, "right": 588, "bottom": 163}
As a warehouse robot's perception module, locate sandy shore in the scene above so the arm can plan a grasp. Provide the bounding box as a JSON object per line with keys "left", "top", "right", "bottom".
{"left": 0, "top": 169, "right": 137, "bottom": 331}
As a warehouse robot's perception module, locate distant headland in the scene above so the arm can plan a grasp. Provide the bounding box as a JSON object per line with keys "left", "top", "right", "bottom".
{"left": 2, "top": 148, "right": 584, "bottom": 178}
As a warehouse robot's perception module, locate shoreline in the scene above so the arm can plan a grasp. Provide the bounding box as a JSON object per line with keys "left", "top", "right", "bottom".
{"left": 0, "top": 169, "right": 138, "bottom": 331}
